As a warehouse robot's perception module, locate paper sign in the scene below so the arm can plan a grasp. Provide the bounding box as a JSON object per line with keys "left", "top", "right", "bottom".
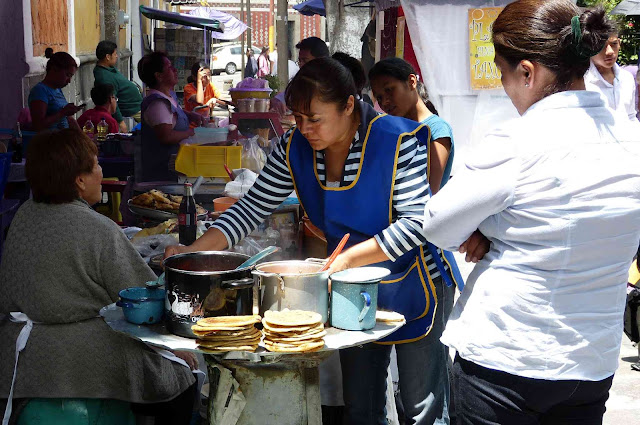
{"left": 469, "top": 7, "right": 503, "bottom": 90}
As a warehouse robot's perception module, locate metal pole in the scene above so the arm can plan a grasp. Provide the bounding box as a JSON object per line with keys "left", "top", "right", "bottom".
{"left": 276, "top": 0, "right": 288, "bottom": 86}
{"left": 241, "top": 0, "right": 246, "bottom": 76}
{"left": 269, "top": 0, "right": 275, "bottom": 51}
{"left": 247, "top": 0, "right": 252, "bottom": 49}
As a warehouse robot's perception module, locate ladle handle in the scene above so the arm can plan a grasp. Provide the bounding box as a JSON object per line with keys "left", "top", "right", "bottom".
{"left": 320, "top": 233, "right": 350, "bottom": 272}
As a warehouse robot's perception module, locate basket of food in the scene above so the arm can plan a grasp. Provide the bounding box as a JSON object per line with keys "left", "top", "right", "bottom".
{"left": 128, "top": 189, "right": 208, "bottom": 220}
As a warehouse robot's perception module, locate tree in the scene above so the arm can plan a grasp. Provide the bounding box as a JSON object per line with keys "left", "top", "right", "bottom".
{"left": 577, "top": 0, "right": 640, "bottom": 65}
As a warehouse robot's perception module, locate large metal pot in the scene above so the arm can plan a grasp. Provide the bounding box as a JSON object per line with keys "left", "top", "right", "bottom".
{"left": 163, "top": 251, "right": 255, "bottom": 338}
{"left": 253, "top": 260, "right": 329, "bottom": 322}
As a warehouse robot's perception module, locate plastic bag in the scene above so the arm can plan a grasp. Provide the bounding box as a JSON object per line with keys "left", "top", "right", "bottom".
{"left": 131, "top": 233, "right": 178, "bottom": 261}
{"left": 239, "top": 136, "right": 267, "bottom": 172}
{"left": 224, "top": 169, "right": 258, "bottom": 199}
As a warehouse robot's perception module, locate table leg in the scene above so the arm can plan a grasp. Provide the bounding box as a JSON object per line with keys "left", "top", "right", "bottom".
{"left": 206, "top": 355, "right": 327, "bottom": 425}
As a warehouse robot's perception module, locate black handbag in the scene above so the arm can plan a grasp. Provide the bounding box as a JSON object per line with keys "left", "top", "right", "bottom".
{"left": 624, "top": 285, "right": 640, "bottom": 343}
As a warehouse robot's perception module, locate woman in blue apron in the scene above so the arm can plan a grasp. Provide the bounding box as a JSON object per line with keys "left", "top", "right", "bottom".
{"left": 137, "top": 52, "right": 205, "bottom": 182}
{"left": 165, "top": 57, "right": 464, "bottom": 424}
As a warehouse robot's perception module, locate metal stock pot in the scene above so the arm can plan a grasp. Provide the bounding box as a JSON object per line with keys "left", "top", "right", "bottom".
{"left": 253, "top": 260, "right": 329, "bottom": 322}
{"left": 163, "top": 251, "right": 255, "bottom": 338}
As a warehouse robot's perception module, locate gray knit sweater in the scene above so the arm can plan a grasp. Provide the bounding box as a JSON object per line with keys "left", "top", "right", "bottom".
{"left": 0, "top": 199, "right": 194, "bottom": 403}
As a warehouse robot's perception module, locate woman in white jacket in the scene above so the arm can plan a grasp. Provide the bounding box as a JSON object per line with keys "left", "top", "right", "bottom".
{"left": 422, "top": 1, "right": 640, "bottom": 424}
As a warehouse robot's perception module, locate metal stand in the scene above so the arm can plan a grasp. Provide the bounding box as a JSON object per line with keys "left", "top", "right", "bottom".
{"left": 206, "top": 351, "right": 332, "bottom": 425}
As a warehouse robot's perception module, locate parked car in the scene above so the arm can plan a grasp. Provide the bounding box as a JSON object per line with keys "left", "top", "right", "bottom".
{"left": 211, "top": 44, "right": 261, "bottom": 75}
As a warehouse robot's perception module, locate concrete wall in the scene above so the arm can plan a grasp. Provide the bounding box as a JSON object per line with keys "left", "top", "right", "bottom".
{"left": 0, "top": 0, "right": 28, "bottom": 129}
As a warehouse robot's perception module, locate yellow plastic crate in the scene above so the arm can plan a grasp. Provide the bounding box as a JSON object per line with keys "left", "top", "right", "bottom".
{"left": 175, "top": 144, "right": 242, "bottom": 178}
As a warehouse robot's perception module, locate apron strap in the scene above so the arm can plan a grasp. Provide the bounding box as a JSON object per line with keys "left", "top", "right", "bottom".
{"left": 3, "top": 313, "right": 34, "bottom": 425}
{"left": 426, "top": 242, "right": 455, "bottom": 288}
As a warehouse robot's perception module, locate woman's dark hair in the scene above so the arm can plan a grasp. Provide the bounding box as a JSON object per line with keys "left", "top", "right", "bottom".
{"left": 44, "top": 47, "right": 53, "bottom": 59}
{"left": 187, "top": 61, "right": 209, "bottom": 84}
{"left": 46, "top": 52, "right": 77, "bottom": 72}
{"left": 493, "top": 0, "right": 616, "bottom": 95}
{"left": 26, "top": 129, "right": 98, "bottom": 204}
{"left": 285, "top": 57, "right": 357, "bottom": 115}
{"left": 137, "top": 51, "right": 168, "bottom": 88}
{"left": 332, "top": 52, "right": 366, "bottom": 97}
{"left": 261, "top": 46, "right": 269, "bottom": 54}
{"left": 90, "top": 83, "right": 114, "bottom": 106}
{"left": 96, "top": 40, "right": 118, "bottom": 60}
{"left": 369, "top": 57, "right": 439, "bottom": 115}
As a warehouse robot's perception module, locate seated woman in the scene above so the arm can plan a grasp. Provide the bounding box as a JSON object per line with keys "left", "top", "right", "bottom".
{"left": 0, "top": 129, "right": 197, "bottom": 425}
{"left": 138, "top": 52, "right": 205, "bottom": 181}
{"left": 183, "top": 62, "right": 225, "bottom": 120}
{"left": 29, "top": 52, "right": 83, "bottom": 132}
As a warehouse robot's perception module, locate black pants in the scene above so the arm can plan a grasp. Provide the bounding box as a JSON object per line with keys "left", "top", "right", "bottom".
{"left": 130, "top": 382, "right": 197, "bottom": 425}
{"left": 453, "top": 355, "right": 613, "bottom": 425}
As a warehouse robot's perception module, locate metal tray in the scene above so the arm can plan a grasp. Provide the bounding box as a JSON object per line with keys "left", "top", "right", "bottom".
{"left": 127, "top": 199, "right": 208, "bottom": 221}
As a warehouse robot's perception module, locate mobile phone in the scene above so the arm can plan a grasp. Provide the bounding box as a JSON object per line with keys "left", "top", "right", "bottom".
{"left": 77, "top": 103, "right": 87, "bottom": 109}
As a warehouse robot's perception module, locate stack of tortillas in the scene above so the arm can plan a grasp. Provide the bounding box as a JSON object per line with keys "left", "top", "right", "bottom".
{"left": 192, "top": 315, "right": 262, "bottom": 353}
{"left": 262, "top": 309, "right": 326, "bottom": 353}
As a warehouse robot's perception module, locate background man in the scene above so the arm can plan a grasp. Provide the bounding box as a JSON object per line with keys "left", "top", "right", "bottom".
{"left": 94, "top": 40, "right": 143, "bottom": 132}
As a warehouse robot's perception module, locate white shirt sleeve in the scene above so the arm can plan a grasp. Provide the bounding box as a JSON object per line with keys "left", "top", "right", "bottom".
{"left": 143, "top": 99, "right": 176, "bottom": 127}
{"left": 422, "top": 130, "right": 519, "bottom": 250}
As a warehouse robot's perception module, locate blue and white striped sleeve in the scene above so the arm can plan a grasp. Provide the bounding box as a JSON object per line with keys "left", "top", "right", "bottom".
{"left": 212, "top": 129, "right": 295, "bottom": 248}
{"left": 374, "top": 135, "right": 430, "bottom": 261}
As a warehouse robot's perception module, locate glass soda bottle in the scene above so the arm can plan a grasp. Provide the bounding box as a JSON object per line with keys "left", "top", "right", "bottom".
{"left": 82, "top": 119, "right": 95, "bottom": 139}
{"left": 178, "top": 183, "right": 197, "bottom": 245}
{"left": 96, "top": 118, "right": 108, "bottom": 143}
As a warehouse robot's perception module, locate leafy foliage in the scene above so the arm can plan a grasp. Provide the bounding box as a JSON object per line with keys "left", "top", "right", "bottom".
{"left": 577, "top": 0, "right": 640, "bottom": 65}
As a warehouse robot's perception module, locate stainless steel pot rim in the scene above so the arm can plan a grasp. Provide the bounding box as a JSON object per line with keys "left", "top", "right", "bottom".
{"left": 163, "top": 250, "right": 252, "bottom": 276}
{"left": 330, "top": 266, "right": 391, "bottom": 284}
{"left": 253, "top": 260, "right": 327, "bottom": 277}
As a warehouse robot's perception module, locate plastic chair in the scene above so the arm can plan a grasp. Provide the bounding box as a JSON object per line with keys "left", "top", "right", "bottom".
{"left": 95, "top": 178, "right": 127, "bottom": 224}
{"left": 16, "top": 398, "right": 135, "bottom": 425}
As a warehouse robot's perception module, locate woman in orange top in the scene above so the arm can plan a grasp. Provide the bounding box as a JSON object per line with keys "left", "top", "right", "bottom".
{"left": 183, "top": 62, "right": 224, "bottom": 118}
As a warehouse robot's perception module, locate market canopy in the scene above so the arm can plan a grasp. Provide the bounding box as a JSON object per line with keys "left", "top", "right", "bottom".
{"left": 611, "top": 0, "right": 640, "bottom": 15}
{"left": 139, "top": 5, "right": 224, "bottom": 32}
{"left": 293, "top": 0, "right": 326, "bottom": 17}
{"left": 187, "top": 7, "right": 247, "bottom": 40}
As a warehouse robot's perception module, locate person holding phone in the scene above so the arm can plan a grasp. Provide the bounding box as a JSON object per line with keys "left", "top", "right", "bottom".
{"left": 183, "top": 62, "right": 225, "bottom": 120}
{"left": 29, "top": 51, "right": 83, "bottom": 132}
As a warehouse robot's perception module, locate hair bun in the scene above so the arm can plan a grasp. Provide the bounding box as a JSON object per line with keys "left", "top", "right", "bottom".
{"left": 577, "top": 7, "right": 616, "bottom": 59}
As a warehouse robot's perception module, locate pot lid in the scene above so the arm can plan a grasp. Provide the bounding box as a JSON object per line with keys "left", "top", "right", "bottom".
{"left": 330, "top": 267, "right": 391, "bottom": 284}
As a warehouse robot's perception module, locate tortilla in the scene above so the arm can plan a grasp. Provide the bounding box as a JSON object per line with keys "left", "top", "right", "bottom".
{"left": 196, "top": 315, "right": 261, "bottom": 327}
{"left": 375, "top": 311, "right": 405, "bottom": 323}
{"left": 197, "top": 343, "right": 259, "bottom": 352}
{"left": 263, "top": 310, "right": 322, "bottom": 327}
{"left": 193, "top": 327, "right": 261, "bottom": 338}
{"left": 263, "top": 340, "right": 325, "bottom": 353}
{"left": 261, "top": 320, "right": 324, "bottom": 334}
{"left": 263, "top": 328, "right": 326, "bottom": 341}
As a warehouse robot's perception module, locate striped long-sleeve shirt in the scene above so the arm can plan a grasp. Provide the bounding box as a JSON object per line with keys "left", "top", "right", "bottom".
{"left": 213, "top": 102, "right": 444, "bottom": 274}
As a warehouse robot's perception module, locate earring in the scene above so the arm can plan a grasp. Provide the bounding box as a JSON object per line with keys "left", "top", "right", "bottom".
{"left": 525, "top": 83, "right": 530, "bottom": 87}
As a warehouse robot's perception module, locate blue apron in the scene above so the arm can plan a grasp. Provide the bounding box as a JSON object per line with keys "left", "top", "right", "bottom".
{"left": 139, "top": 91, "right": 190, "bottom": 182}
{"left": 287, "top": 114, "right": 463, "bottom": 344}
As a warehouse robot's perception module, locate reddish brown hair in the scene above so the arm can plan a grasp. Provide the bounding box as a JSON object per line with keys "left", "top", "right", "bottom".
{"left": 26, "top": 129, "right": 98, "bottom": 204}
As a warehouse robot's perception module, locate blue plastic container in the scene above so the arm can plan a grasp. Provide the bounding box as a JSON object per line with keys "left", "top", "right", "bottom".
{"left": 116, "top": 287, "right": 166, "bottom": 325}
{"left": 0, "top": 152, "right": 12, "bottom": 198}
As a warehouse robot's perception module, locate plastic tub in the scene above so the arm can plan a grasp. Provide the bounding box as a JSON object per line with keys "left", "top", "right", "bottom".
{"left": 229, "top": 88, "right": 272, "bottom": 104}
{"left": 194, "top": 127, "right": 229, "bottom": 144}
{"left": 213, "top": 196, "right": 238, "bottom": 212}
{"left": 255, "top": 98, "right": 270, "bottom": 112}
